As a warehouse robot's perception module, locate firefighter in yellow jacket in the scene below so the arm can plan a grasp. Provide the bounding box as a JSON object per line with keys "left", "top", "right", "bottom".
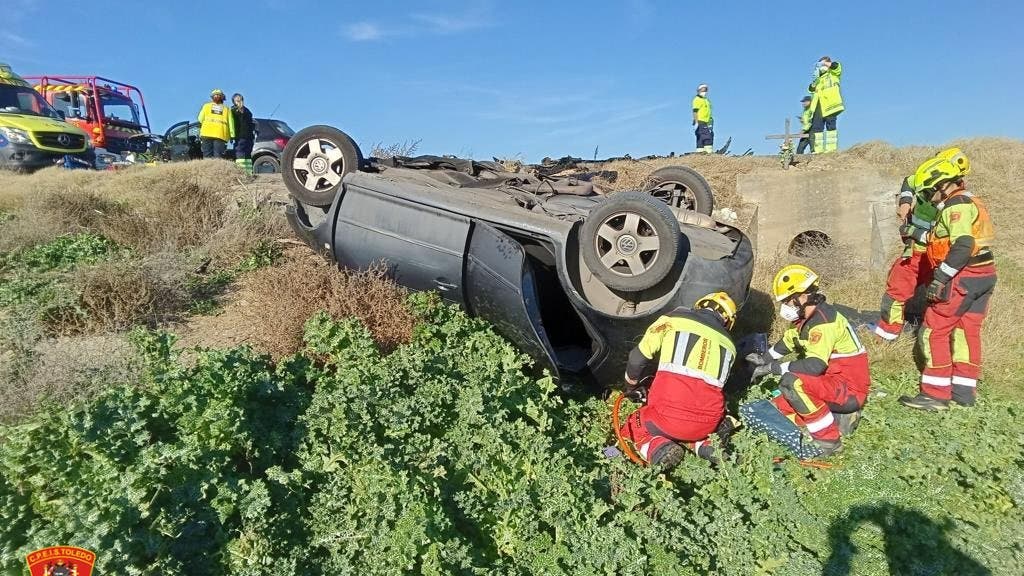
{"left": 807, "top": 56, "right": 843, "bottom": 153}
{"left": 900, "top": 158, "right": 996, "bottom": 410}
{"left": 197, "top": 89, "right": 235, "bottom": 159}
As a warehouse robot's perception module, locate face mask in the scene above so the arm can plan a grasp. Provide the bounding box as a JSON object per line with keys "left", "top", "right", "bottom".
{"left": 779, "top": 303, "right": 801, "bottom": 322}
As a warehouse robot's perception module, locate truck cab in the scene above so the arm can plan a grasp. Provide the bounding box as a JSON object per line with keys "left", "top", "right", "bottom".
{"left": 28, "top": 75, "right": 150, "bottom": 156}
{"left": 0, "top": 63, "right": 90, "bottom": 171}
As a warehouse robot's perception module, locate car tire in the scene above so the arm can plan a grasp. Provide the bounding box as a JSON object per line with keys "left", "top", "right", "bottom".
{"left": 252, "top": 154, "right": 280, "bottom": 174}
{"left": 581, "top": 192, "right": 681, "bottom": 292}
{"left": 645, "top": 166, "right": 715, "bottom": 215}
{"left": 282, "top": 125, "right": 362, "bottom": 208}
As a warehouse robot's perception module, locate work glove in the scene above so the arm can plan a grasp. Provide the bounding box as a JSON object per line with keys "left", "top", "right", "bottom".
{"left": 745, "top": 351, "right": 771, "bottom": 367}
{"left": 926, "top": 278, "right": 951, "bottom": 303}
{"left": 751, "top": 363, "right": 775, "bottom": 380}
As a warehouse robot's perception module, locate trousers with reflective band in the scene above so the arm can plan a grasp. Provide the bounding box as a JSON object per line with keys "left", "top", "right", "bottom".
{"left": 772, "top": 356, "right": 868, "bottom": 442}
{"left": 634, "top": 309, "right": 735, "bottom": 425}
{"left": 877, "top": 250, "right": 933, "bottom": 338}
{"left": 918, "top": 264, "right": 996, "bottom": 402}
{"left": 619, "top": 405, "right": 717, "bottom": 465}
{"left": 926, "top": 191, "right": 995, "bottom": 267}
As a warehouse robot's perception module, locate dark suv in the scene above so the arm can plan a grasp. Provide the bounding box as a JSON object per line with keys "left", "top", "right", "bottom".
{"left": 160, "top": 118, "right": 294, "bottom": 173}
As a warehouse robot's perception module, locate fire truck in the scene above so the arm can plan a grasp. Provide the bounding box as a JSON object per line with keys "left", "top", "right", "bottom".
{"left": 27, "top": 75, "right": 151, "bottom": 156}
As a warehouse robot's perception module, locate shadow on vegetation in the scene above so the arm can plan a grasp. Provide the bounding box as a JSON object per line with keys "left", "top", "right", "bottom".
{"left": 822, "top": 502, "right": 990, "bottom": 576}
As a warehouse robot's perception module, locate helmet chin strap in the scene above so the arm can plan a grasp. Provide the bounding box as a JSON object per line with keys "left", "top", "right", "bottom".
{"left": 796, "top": 292, "right": 825, "bottom": 320}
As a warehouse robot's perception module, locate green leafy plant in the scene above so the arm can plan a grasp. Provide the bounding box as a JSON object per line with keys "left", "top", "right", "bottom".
{"left": 0, "top": 298, "right": 1021, "bottom": 575}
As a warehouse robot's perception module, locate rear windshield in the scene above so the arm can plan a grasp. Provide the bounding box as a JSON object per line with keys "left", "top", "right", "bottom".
{"left": 0, "top": 84, "right": 62, "bottom": 119}
{"left": 267, "top": 120, "right": 294, "bottom": 137}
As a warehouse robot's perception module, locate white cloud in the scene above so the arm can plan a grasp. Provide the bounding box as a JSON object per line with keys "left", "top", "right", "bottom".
{"left": 343, "top": 21, "right": 386, "bottom": 42}
{"left": 0, "top": 31, "right": 33, "bottom": 49}
{"left": 341, "top": 2, "right": 493, "bottom": 42}
{"left": 409, "top": 12, "right": 490, "bottom": 34}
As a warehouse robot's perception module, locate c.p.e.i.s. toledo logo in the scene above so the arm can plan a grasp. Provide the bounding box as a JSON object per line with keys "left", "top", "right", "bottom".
{"left": 25, "top": 546, "right": 96, "bottom": 576}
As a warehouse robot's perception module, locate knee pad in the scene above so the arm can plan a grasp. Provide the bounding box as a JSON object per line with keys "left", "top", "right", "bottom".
{"left": 778, "top": 373, "right": 816, "bottom": 415}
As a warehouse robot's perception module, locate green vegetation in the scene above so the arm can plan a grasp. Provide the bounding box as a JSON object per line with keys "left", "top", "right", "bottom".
{"left": 0, "top": 297, "right": 1020, "bottom": 575}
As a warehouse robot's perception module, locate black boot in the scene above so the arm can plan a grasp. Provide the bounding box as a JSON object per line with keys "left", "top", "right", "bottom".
{"left": 835, "top": 410, "right": 862, "bottom": 435}
{"left": 899, "top": 393, "right": 949, "bottom": 411}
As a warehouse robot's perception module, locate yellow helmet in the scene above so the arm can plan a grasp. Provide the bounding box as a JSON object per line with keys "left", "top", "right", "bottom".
{"left": 211, "top": 88, "right": 224, "bottom": 96}
{"left": 772, "top": 264, "right": 819, "bottom": 302}
{"left": 914, "top": 157, "right": 962, "bottom": 193}
{"left": 935, "top": 147, "right": 970, "bottom": 175}
{"left": 695, "top": 292, "right": 737, "bottom": 329}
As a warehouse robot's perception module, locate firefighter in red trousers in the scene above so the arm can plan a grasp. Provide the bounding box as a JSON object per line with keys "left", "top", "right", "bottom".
{"left": 747, "top": 265, "right": 871, "bottom": 456}
{"left": 619, "top": 292, "right": 738, "bottom": 468}
{"left": 900, "top": 158, "right": 996, "bottom": 410}
{"left": 871, "top": 148, "right": 971, "bottom": 340}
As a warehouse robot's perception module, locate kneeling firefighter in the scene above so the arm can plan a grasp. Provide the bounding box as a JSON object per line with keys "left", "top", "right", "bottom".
{"left": 617, "top": 292, "right": 739, "bottom": 469}
{"left": 747, "top": 265, "right": 871, "bottom": 456}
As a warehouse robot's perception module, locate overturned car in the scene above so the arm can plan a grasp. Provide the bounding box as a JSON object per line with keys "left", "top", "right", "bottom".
{"left": 283, "top": 125, "right": 754, "bottom": 386}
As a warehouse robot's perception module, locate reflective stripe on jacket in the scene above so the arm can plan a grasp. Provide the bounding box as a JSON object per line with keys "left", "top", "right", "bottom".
{"left": 198, "top": 102, "right": 236, "bottom": 141}
{"left": 809, "top": 61, "right": 844, "bottom": 116}
{"left": 927, "top": 190, "right": 995, "bottom": 272}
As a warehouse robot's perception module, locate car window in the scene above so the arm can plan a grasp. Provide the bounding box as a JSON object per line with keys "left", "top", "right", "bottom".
{"left": 166, "top": 123, "right": 190, "bottom": 146}
{"left": 270, "top": 120, "right": 294, "bottom": 137}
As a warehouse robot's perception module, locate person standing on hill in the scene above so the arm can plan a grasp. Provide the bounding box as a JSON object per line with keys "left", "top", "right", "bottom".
{"left": 807, "top": 56, "right": 843, "bottom": 153}
{"left": 231, "top": 93, "right": 256, "bottom": 175}
{"left": 900, "top": 157, "right": 996, "bottom": 411}
{"left": 691, "top": 83, "right": 714, "bottom": 154}
{"left": 197, "top": 89, "right": 235, "bottom": 159}
{"left": 797, "top": 95, "right": 814, "bottom": 154}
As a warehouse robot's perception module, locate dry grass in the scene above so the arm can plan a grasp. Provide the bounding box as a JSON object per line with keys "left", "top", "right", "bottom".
{"left": 177, "top": 246, "right": 416, "bottom": 359}
{"left": 0, "top": 333, "right": 140, "bottom": 423}
{"left": 0, "top": 160, "right": 288, "bottom": 266}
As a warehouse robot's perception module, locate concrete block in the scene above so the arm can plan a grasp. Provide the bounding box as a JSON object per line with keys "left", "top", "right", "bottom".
{"left": 738, "top": 169, "right": 900, "bottom": 269}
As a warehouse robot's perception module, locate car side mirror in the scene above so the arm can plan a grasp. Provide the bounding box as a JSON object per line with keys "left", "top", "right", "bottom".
{"left": 56, "top": 110, "right": 66, "bottom": 120}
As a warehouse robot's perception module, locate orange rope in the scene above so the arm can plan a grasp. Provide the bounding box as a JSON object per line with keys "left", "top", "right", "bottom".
{"left": 611, "top": 392, "right": 646, "bottom": 466}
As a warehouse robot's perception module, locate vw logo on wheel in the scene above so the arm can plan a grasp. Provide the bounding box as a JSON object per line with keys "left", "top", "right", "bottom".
{"left": 57, "top": 134, "right": 72, "bottom": 147}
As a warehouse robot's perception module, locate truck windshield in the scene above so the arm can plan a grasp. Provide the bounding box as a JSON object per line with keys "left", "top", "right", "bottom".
{"left": 101, "top": 93, "right": 140, "bottom": 125}
{"left": 0, "top": 84, "right": 62, "bottom": 119}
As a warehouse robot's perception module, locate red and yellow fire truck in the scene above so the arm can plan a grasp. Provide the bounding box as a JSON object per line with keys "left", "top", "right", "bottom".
{"left": 27, "top": 75, "right": 150, "bottom": 155}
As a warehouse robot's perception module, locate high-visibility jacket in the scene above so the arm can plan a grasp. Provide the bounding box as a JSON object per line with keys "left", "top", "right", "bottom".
{"left": 769, "top": 302, "right": 869, "bottom": 394}
{"left": 927, "top": 189, "right": 995, "bottom": 276}
{"left": 691, "top": 95, "right": 712, "bottom": 124}
{"left": 626, "top": 308, "right": 736, "bottom": 424}
{"left": 898, "top": 175, "right": 939, "bottom": 249}
{"left": 800, "top": 106, "right": 813, "bottom": 132}
{"left": 808, "top": 62, "right": 844, "bottom": 116}
{"left": 198, "top": 102, "right": 236, "bottom": 141}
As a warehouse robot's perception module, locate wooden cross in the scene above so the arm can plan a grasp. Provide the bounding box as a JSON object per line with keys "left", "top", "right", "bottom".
{"left": 765, "top": 118, "right": 809, "bottom": 149}
{"left": 765, "top": 118, "right": 810, "bottom": 168}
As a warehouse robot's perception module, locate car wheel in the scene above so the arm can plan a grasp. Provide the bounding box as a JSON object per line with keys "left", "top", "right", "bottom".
{"left": 252, "top": 154, "right": 280, "bottom": 174}
{"left": 645, "top": 166, "right": 714, "bottom": 215}
{"left": 282, "top": 125, "right": 362, "bottom": 208}
{"left": 581, "top": 192, "right": 681, "bottom": 292}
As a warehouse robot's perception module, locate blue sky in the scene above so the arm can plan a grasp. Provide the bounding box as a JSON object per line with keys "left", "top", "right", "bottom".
{"left": 2, "top": 0, "right": 1021, "bottom": 161}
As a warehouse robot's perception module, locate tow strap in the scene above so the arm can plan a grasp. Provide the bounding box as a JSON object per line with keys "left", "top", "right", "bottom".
{"left": 610, "top": 391, "right": 646, "bottom": 465}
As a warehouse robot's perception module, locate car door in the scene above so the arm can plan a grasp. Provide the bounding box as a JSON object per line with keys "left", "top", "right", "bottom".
{"left": 163, "top": 121, "right": 191, "bottom": 160}
{"left": 463, "top": 222, "right": 558, "bottom": 372}
{"left": 332, "top": 184, "right": 471, "bottom": 301}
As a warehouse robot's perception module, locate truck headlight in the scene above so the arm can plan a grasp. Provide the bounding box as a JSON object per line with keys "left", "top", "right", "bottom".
{"left": 0, "top": 127, "right": 31, "bottom": 144}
